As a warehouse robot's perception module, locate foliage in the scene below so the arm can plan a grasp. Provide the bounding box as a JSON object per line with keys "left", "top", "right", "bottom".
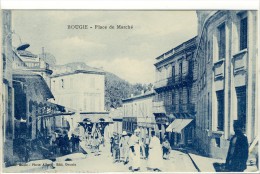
{"left": 105, "top": 72, "right": 153, "bottom": 110}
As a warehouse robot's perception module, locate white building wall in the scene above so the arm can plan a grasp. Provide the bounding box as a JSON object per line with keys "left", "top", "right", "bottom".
{"left": 51, "top": 72, "right": 105, "bottom": 112}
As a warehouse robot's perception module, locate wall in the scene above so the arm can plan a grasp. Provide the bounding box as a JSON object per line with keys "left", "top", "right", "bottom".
{"left": 2, "top": 10, "right": 15, "bottom": 166}
{"left": 51, "top": 72, "right": 105, "bottom": 112}
{"left": 195, "top": 10, "right": 258, "bottom": 159}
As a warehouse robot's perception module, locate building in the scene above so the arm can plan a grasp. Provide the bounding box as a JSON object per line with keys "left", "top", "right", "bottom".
{"left": 51, "top": 64, "right": 108, "bottom": 127}
{"left": 153, "top": 37, "right": 198, "bottom": 146}
{"left": 122, "top": 91, "right": 156, "bottom": 139}
{"left": 109, "top": 107, "right": 123, "bottom": 135}
{"left": 195, "top": 10, "right": 258, "bottom": 159}
{"left": 2, "top": 10, "right": 15, "bottom": 167}
{"left": 15, "top": 44, "right": 53, "bottom": 87}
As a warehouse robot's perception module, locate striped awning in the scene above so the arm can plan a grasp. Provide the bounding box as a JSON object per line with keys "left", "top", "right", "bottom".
{"left": 166, "top": 119, "right": 193, "bottom": 133}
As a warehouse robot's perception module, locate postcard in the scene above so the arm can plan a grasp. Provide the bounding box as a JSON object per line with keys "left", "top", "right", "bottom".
{"left": 1, "top": 7, "right": 259, "bottom": 173}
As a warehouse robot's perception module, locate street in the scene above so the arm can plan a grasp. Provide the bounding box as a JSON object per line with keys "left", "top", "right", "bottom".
{"left": 45, "top": 142, "right": 198, "bottom": 172}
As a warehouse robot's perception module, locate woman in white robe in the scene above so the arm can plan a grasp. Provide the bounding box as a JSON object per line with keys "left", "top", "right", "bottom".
{"left": 148, "top": 130, "right": 163, "bottom": 171}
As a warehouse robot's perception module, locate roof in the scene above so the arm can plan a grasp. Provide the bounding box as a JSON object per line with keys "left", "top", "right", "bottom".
{"left": 154, "top": 36, "right": 197, "bottom": 67}
{"left": 122, "top": 90, "right": 155, "bottom": 103}
{"left": 17, "top": 50, "right": 38, "bottom": 58}
{"left": 166, "top": 119, "right": 193, "bottom": 133}
{"left": 13, "top": 69, "right": 54, "bottom": 99}
{"left": 109, "top": 107, "right": 123, "bottom": 119}
{"left": 52, "top": 62, "right": 105, "bottom": 77}
{"left": 51, "top": 69, "right": 105, "bottom": 78}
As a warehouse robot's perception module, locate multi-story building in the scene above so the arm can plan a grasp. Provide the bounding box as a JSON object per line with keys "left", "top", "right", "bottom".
{"left": 195, "top": 10, "right": 258, "bottom": 159}
{"left": 51, "top": 64, "right": 108, "bottom": 126}
{"left": 153, "top": 36, "right": 197, "bottom": 146}
{"left": 122, "top": 91, "right": 156, "bottom": 139}
{"left": 15, "top": 44, "right": 53, "bottom": 87}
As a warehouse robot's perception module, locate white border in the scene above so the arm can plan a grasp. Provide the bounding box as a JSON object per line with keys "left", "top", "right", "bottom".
{"left": 1, "top": 0, "right": 259, "bottom": 10}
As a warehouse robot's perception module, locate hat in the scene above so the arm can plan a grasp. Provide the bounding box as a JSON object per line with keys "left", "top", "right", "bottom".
{"left": 122, "top": 131, "right": 127, "bottom": 136}
{"left": 134, "top": 128, "right": 141, "bottom": 133}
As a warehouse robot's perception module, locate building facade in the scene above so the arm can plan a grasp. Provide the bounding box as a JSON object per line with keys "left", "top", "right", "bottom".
{"left": 15, "top": 45, "right": 53, "bottom": 87}
{"left": 51, "top": 66, "right": 107, "bottom": 125}
{"left": 122, "top": 91, "right": 156, "bottom": 139}
{"left": 195, "top": 10, "right": 258, "bottom": 159}
{"left": 109, "top": 107, "right": 123, "bottom": 135}
{"left": 2, "top": 10, "right": 15, "bottom": 167}
{"left": 153, "top": 37, "right": 198, "bottom": 146}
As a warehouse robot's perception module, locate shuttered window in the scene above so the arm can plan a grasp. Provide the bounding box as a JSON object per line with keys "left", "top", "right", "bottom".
{"left": 240, "top": 17, "right": 248, "bottom": 50}
{"left": 218, "top": 24, "right": 226, "bottom": 59}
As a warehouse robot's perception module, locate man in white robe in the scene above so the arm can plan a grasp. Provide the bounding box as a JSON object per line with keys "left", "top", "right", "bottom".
{"left": 119, "top": 131, "right": 130, "bottom": 164}
{"left": 148, "top": 130, "right": 163, "bottom": 171}
{"left": 129, "top": 129, "right": 141, "bottom": 172}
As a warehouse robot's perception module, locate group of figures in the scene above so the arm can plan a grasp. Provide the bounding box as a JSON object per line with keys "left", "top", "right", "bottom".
{"left": 51, "top": 131, "right": 82, "bottom": 156}
{"left": 14, "top": 129, "right": 81, "bottom": 163}
{"left": 109, "top": 129, "right": 171, "bottom": 172}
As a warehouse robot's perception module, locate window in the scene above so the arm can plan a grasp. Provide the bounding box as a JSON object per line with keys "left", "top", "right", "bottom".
{"left": 179, "top": 62, "right": 182, "bottom": 80}
{"left": 216, "top": 90, "right": 224, "bottom": 131}
{"left": 240, "top": 17, "right": 248, "bottom": 50}
{"left": 172, "top": 65, "right": 175, "bottom": 82}
{"left": 61, "top": 79, "right": 64, "bottom": 89}
{"left": 236, "top": 86, "right": 246, "bottom": 132}
{"left": 218, "top": 24, "right": 226, "bottom": 59}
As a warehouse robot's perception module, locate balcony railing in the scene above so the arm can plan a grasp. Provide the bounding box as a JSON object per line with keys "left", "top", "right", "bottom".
{"left": 154, "top": 73, "right": 193, "bottom": 90}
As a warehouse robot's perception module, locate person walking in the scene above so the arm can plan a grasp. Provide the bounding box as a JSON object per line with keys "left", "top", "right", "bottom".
{"left": 119, "top": 131, "right": 130, "bottom": 164}
{"left": 129, "top": 129, "right": 141, "bottom": 172}
{"left": 225, "top": 120, "right": 249, "bottom": 172}
{"left": 144, "top": 134, "right": 150, "bottom": 159}
{"left": 148, "top": 130, "right": 163, "bottom": 171}
{"left": 113, "top": 133, "right": 120, "bottom": 162}
{"left": 140, "top": 138, "right": 146, "bottom": 159}
{"left": 93, "top": 135, "right": 100, "bottom": 156}
{"left": 162, "top": 138, "right": 171, "bottom": 160}
{"left": 110, "top": 136, "right": 115, "bottom": 156}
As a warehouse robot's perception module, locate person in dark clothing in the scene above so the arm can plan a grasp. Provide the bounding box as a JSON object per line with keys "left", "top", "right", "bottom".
{"left": 74, "top": 135, "right": 81, "bottom": 152}
{"left": 113, "top": 134, "right": 120, "bottom": 162}
{"left": 225, "top": 120, "right": 249, "bottom": 172}
{"left": 110, "top": 136, "right": 114, "bottom": 156}
{"left": 63, "top": 132, "right": 70, "bottom": 155}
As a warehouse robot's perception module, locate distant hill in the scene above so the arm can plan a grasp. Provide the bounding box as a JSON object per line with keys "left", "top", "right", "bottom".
{"left": 105, "top": 71, "right": 153, "bottom": 110}
{"left": 53, "top": 62, "right": 153, "bottom": 111}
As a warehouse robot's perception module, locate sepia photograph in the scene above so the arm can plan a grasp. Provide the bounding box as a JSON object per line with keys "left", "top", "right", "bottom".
{"left": 1, "top": 8, "right": 259, "bottom": 173}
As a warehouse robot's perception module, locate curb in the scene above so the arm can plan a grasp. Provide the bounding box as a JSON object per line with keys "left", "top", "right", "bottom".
{"left": 186, "top": 152, "right": 201, "bottom": 172}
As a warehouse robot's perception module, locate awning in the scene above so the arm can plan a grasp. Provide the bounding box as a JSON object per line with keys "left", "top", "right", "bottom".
{"left": 13, "top": 69, "right": 54, "bottom": 99}
{"left": 166, "top": 119, "right": 193, "bottom": 133}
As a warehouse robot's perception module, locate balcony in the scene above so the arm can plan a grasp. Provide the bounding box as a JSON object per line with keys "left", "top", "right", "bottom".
{"left": 154, "top": 73, "right": 193, "bottom": 91}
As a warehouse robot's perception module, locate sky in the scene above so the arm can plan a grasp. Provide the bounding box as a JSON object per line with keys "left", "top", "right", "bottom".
{"left": 12, "top": 10, "right": 197, "bottom": 84}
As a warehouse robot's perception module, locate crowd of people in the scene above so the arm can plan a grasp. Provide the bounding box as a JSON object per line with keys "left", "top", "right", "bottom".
{"left": 50, "top": 130, "right": 82, "bottom": 156}
{"left": 108, "top": 129, "right": 171, "bottom": 172}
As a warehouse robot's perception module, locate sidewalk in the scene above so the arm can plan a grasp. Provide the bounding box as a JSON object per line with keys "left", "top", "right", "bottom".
{"left": 188, "top": 152, "right": 258, "bottom": 172}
